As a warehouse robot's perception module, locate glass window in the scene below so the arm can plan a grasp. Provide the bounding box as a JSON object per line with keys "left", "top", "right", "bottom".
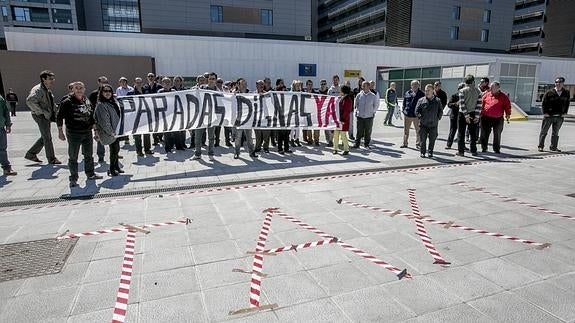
{"left": 1, "top": 6, "right": 7, "bottom": 23}
{"left": 51, "top": 0, "right": 70, "bottom": 4}
{"left": 261, "top": 9, "right": 273, "bottom": 26}
{"left": 481, "top": 29, "right": 489, "bottom": 42}
{"left": 388, "top": 70, "right": 404, "bottom": 80}
{"left": 450, "top": 26, "right": 459, "bottom": 40}
{"left": 422, "top": 67, "right": 441, "bottom": 79}
{"left": 452, "top": 6, "right": 460, "bottom": 20}
{"left": 404, "top": 68, "right": 421, "bottom": 80}
{"left": 13, "top": 7, "right": 30, "bottom": 21}
{"left": 483, "top": 10, "right": 491, "bottom": 23}
{"left": 210, "top": 5, "right": 223, "bottom": 23}
{"left": 52, "top": 8, "right": 72, "bottom": 24}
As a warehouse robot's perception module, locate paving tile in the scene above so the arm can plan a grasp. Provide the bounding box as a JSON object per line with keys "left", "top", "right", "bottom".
{"left": 468, "top": 258, "right": 541, "bottom": 289}
{"left": 139, "top": 266, "right": 200, "bottom": 302}
{"left": 139, "top": 292, "right": 207, "bottom": 323}
{"left": 262, "top": 272, "right": 329, "bottom": 307}
{"left": 1, "top": 287, "right": 78, "bottom": 322}
{"left": 403, "top": 304, "right": 492, "bottom": 323}
{"left": 513, "top": 281, "right": 575, "bottom": 322}
{"left": 468, "top": 292, "right": 563, "bottom": 323}
{"left": 274, "top": 298, "right": 349, "bottom": 322}
{"left": 307, "top": 262, "right": 373, "bottom": 296}
{"left": 426, "top": 266, "right": 503, "bottom": 302}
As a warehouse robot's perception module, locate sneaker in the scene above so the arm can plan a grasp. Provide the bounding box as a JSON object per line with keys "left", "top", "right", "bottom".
{"left": 225, "top": 141, "right": 233, "bottom": 147}
{"left": 254, "top": 148, "right": 262, "bottom": 153}
{"left": 352, "top": 144, "right": 360, "bottom": 149}
{"left": 2, "top": 168, "right": 17, "bottom": 176}
{"left": 333, "top": 151, "right": 338, "bottom": 154}
{"left": 191, "top": 155, "right": 201, "bottom": 160}
{"left": 420, "top": 153, "right": 426, "bottom": 158}
{"left": 87, "top": 174, "right": 103, "bottom": 180}
{"left": 456, "top": 152, "right": 464, "bottom": 157}
{"left": 233, "top": 154, "right": 239, "bottom": 159}
{"left": 136, "top": 152, "right": 144, "bottom": 157}
{"left": 314, "top": 141, "right": 320, "bottom": 146}
{"left": 428, "top": 152, "right": 434, "bottom": 158}
{"left": 349, "top": 136, "right": 355, "bottom": 140}
{"left": 279, "top": 150, "right": 285, "bottom": 155}
{"left": 145, "top": 150, "right": 154, "bottom": 155}
{"left": 327, "top": 142, "right": 333, "bottom": 147}
{"left": 445, "top": 146, "right": 451, "bottom": 150}
{"left": 285, "top": 150, "right": 293, "bottom": 153}
{"left": 550, "top": 148, "right": 562, "bottom": 152}
{"left": 263, "top": 148, "right": 270, "bottom": 153}
{"left": 471, "top": 152, "right": 478, "bottom": 156}
{"left": 365, "top": 145, "right": 372, "bottom": 150}
{"left": 400, "top": 145, "right": 408, "bottom": 148}
{"left": 249, "top": 153, "right": 259, "bottom": 158}
{"left": 295, "top": 139, "right": 302, "bottom": 147}
{"left": 69, "top": 180, "right": 78, "bottom": 187}
{"left": 416, "top": 144, "right": 421, "bottom": 149}
{"left": 537, "top": 147, "right": 544, "bottom": 152}
{"left": 342, "top": 151, "right": 349, "bottom": 155}
{"left": 49, "top": 158, "right": 62, "bottom": 165}
{"left": 25, "top": 154, "right": 42, "bottom": 163}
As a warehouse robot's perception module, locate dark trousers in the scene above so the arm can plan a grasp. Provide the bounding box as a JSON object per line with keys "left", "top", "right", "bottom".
{"left": 277, "top": 130, "right": 290, "bottom": 152}
{"left": 67, "top": 131, "right": 95, "bottom": 181}
{"left": 384, "top": 106, "right": 395, "bottom": 125}
{"left": 458, "top": 113, "right": 478, "bottom": 154}
{"left": 480, "top": 116, "right": 504, "bottom": 153}
{"left": 109, "top": 139, "right": 121, "bottom": 172}
{"left": 27, "top": 114, "right": 56, "bottom": 162}
{"left": 152, "top": 133, "right": 163, "bottom": 145}
{"left": 419, "top": 125, "right": 438, "bottom": 154}
{"left": 190, "top": 130, "right": 206, "bottom": 147}
{"left": 214, "top": 126, "right": 232, "bottom": 145}
{"left": 134, "top": 134, "right": 151, "bottom": 153}
{"left": 538, "top": 116, "right": 564, "bottom": 150}
{"left": 355, "top": 116, "right": 374, "bottom": 147}
{"left": 97, "top": 141, "right": 105, "bottom": 160}
{"left": 194, "top": 127, "right": 215, "bottom": 156}
{"left": 255, "top": 130, "right": 271, "bottom": 150}
{"left": 9, "top": 102, "right": 16, "bottom": 116}
{"left": 446, "top": 116, "right": 458, "bottom": 147}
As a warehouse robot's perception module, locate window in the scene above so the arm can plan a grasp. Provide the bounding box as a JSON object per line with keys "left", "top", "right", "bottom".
{"left": 450, "top": 26, "right": 459, "bottom": 40}
{"left": 481, "top": 29, "right": 489, "bottom": 42}
{"left": 1, "top": 6, "right": 7, "bottom": 22}
{"left": 261, "top": 9, "right": 272, "bottom": 25}
{"left": 483, "top": 9, "right": 491, "bottom": 23}
{"left": 12, "top": 7, "right": 50, "bottom": 22}
{"left": 52, "top": 8, "right": 72, "bottom": 24}
{"left": 51, "top": 0, "right": 70, "bottom": 4}
{"left": 210, "top": 5, "right": 223, "bottom": 23}
{"left": 452, "top": 6, "right": 460, "bottom": 20}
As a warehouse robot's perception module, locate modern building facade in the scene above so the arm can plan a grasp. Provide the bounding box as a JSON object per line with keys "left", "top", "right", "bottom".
{"left": 511, "top": 0, "right": 575, "bottom": 57}
{"left": 0, "top": 0, "right": 79, "bottom": 48}
{"left": 318, "top": 0, "right": 514, "bottom": 53}
{"left": 6, "top": 28, "right": 575, "bottom": 113}
{"left": 79, "top": 0, "right": 312, "bottom": 41}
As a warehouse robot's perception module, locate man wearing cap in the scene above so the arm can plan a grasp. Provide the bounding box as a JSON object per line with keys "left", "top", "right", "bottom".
{"left": 538, "top": 77, "right": 570, "bottom": 152}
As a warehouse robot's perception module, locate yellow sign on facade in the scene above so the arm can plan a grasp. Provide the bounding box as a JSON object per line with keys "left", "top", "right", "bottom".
{"left": 344, "top": 70, "right": 362, "bottom": 78}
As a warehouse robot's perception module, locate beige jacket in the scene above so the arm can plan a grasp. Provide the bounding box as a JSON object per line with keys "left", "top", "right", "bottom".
{"left": 26, "top": 83, "right": 57, "bottom": 120}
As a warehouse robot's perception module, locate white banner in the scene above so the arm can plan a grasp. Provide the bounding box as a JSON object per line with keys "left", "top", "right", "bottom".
{"left": 116, "top": 89, "right": 342, "bottom": 135}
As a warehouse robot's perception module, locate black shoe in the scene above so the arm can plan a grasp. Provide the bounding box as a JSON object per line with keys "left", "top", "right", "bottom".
{"left": 538, "top": 147, "right": 544, "bottom": 152}
{"left": 145, "top": 150, "right": 154, "bottom": 155}
{"left": 445, "top": 146, "right": 451, "bottom": 150}
{"left": 428, "top": 152, "right": 434, "bottom": 158}
{"left": 271, "top": 141, "right": 277, "bottom": 147}
{"left": 117, "top": 169, "right": 125, "bottom": 174}
{"left": 69, "top": 180, "right": 78, "bottom": 188}
{"left": 118, "top": 155, "right": 123, "bottom": 159}
{"left": 314, "top": 141, "right": 320, "bottom": 146}
{"left": 225, "top": 141, "right": 233, "bottom": 147}
{"left": 494, "top": 150, "right": 500, "bottom": 154}
{"left": 87, "top": 174, "right": 103, "bottom": 180}
{"left": 233, "top": 154, "right": 239, "bottom": 159}
{"left": 327, "top": 143, "right": 333, "bottom": 147}
{"left": 420, "top": 153, "right": 426, "bottom": 158}
{"left": 333, "top": 151, "right": 338, "bottom": 154}
{"left": 456, "top": 152, "right": 464, "bottom": 157}
{"left": 98, "top": 157, "right": 105, "bottom": 164}
{"left": 365, "top": 145, "right": 372, "bottom": 150}
{"left": 285, "top": 150, "right": 293, "bottom": 153}
{"left": 25, "top": 154, "right": 42, "bottom": 163}
{"left": 482, "top": 149, "right": 487, "bottom": 153}
{"left": 3, "top": 168, "right": 17, "bottom": 176}
{"left": 254, "top": 148, "right": 262, "bottom": 153}
{"left": 136, "top": 151, "right": 144, "bottom": 157}
{"left": 416, "top": 144, "right": 421, "bottom": 149}
{"left": 49, "top": 158, "right": 62, "bottom": 165}
{"left": 290, "top": 140, "right": 296, "bottom": 147}
{"left": 214, "top": 142, "right": 220, "bottom": 147}
{"left": 279, "top": 150, "right": 285, "bottom": 155}
{"left": 342, "top": 151, "right": 349, "bottom": 156}
{"left": 295, "top": 139, "right": 302, "bottom": 147}
{"left": 107, "top": 170, "right": 119, "bottom": 177}
{"left": 349, "top": 136, "right": 355, "bottom": 140}
{"left": 471, "top": 152, "right": 478, "bottom": 156}
{"left": 263, "top": 148, "right": 270, "bottom": 153}
{"left": 400, "top": 145, "right": 407, "bottom": 148}
{"left": 352, "top": 144, "right": 360, "bottom": 149}
{"left": 550, "top": 148, "right": 562, "bottom": 152}
{"left": 249, "top": 153, "right": 259, "bottom": 158}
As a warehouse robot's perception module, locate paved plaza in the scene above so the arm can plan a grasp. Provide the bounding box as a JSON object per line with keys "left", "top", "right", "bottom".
{"left": 0, "top": 111, "right": 574, "bottom": 322}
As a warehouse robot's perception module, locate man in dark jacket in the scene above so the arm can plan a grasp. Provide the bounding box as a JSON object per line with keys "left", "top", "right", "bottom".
{"left": 445, "top": 83, "right": 466, "bottom": 149}
{"left": 538, "top": 77, "right": 570, "bottom": 152}
{"left": 401, "top": 80, "right": 425, "bottom": 148}
{"left": 433, "top": 81, "right": 448, "bottom": 108}
{"left": 88, "top": 76, "right": 109, "bottom": 163}
{"left": 1, "top": 94, "right": 17, "bottom": 175}
{"left": 128, "top": 77, "right": 154, "bottom": 156}
{"left": 5, "top": 89, "right": 18, "bottom": 117}
{"left": 416, "top": 84, "right": 443, "bottom": 158}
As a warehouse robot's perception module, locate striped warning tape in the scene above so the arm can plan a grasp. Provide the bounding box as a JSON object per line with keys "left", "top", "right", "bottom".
{"left": 267, "top": 208, "right": 410, "bottom": 280}
{"left": 56, "top": 218, "right": 191, "bottom": 240}
{"left": 248, "top": 238, "right": 338, "bottom": 255}
{"left": 336, "top": 198, "right": 551, "bottom": 249}
{"left": 2, "top": 152, "right": 571, "bottom": 214}
{"left": 407, "top": 189, "right": 451, "bottom": 266}
{"left": 453, "top": 182, "right": 575, "bottom": 221}
{"left": 111, "top": 230, "right": 136, "bottom": 323}
{"left": 249, "top": 212, "right": 273, "bottom": 308}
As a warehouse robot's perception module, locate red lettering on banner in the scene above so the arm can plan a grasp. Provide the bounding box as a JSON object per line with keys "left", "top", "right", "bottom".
{"left": 324, "top": 97, "right": 340, "bottom": 128}
{"left": 314, "top": 96, "right": 327, "bottom": 127}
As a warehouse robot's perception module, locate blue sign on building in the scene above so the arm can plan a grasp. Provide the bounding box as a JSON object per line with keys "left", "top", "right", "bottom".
{"left": 299, "top": 64, "right": 317, "bottom": 77}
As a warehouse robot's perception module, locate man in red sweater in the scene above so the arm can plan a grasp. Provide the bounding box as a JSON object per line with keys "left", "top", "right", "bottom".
{"left": 480, "top": 81, "right": 511, "bottom": 154}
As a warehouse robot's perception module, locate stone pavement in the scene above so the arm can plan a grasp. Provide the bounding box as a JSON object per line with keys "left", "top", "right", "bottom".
{"left": 0, "top": 111, "right": 574, "bottom": 322}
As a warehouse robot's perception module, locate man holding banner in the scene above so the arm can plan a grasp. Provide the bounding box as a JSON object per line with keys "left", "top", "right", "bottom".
{"left": 193, "top": 72, "right": 219, "bottom": 160}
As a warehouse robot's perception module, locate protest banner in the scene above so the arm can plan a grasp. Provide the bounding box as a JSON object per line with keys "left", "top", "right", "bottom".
{"left": 116, "top": 89, "right": 341, "bottom": 135}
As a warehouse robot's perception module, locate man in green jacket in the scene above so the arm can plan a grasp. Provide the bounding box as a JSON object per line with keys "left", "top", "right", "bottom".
{"left": 25, "top": 70, "right": 62, "bottom": 164}
{"left": 0, "top": 94, "right": 17, "bottom": 176}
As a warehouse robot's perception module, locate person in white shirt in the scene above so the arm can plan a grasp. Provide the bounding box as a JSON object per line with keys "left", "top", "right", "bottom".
{"left": 115, "top": 77, "right": 133, "bottom": 97}
{"left": 354, "top": 81, "right": 379, "bottom": 149}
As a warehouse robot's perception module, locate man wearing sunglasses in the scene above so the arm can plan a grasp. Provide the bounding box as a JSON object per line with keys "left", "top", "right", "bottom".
{"left": 538, "top": 77, "right": 570, "bottom": 152}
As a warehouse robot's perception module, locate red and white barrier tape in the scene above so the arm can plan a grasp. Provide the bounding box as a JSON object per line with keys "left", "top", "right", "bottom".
{"left": 453, "top": 182, "right": 575, "bottom": 221}
{"left": 407, "top": 189, "right": 451, "bottom": 266}
{"left": 253, "top": 238, "right": 338, "bottom": 255}
{"left": 335, "top": 199, "right": 404, "bottom": 217}
{"left": 336, "top": 198, "right": 551, "bottom": 249}
{"left": 266, "top": 208, "right": 410, "bottom": 279}
{"left": 249, "top": 212, "right": 273, "bottom": 308}
{"left": 57, "top": 218, "right": 191, "bottom": 240}
{"left": 111, "top": 230, "right": 136, "bottom": 323}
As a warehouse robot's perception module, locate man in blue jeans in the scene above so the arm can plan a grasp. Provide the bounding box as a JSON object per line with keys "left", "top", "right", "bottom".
{"left": 1, "top": 94, "right": 17, "bottom": 176}
{"left": 538, "top": 77, "right": 570, "bottom": 152}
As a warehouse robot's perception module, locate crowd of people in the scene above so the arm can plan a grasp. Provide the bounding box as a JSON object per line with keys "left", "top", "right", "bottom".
{"left": 0, "top": 70, "right": 570, "bottom": 187}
